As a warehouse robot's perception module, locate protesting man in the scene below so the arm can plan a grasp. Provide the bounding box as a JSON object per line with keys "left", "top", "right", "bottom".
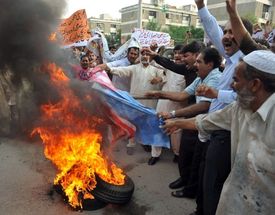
{"left": 147, "top": 47, "right": 222, "bottom": 199}
{"left": 191, "top": 0, "right": 253, "bottom": 214}
{"left": 162, "top": 50, "right": 275, "bottom": 215}
{"left": 97, "top": 44, "right": 140, "bottom": 92}
{"left": 106, "top": 49, "right": 166, "bottom": 154}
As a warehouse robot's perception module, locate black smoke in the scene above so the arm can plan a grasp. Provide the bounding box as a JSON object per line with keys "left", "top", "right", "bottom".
{"left": 0, "top": 0, "right": 67, "bottom": 134}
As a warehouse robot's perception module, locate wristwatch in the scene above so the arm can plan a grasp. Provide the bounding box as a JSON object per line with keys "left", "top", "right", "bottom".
{"left": 169, "top": 110, "right": 176, "bottom": 118}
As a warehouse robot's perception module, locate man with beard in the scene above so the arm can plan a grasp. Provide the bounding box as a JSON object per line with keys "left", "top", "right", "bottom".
{"left": 176, "top": 0, "right": 253, "bottom": 214}
{"left": 106, "top": 49, "right": 166, "bottom": 154}
{"left": 161, "top": 50, "right": 275, "bottom": 215}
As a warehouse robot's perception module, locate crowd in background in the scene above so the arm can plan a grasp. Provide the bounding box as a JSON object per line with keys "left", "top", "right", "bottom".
{"left": 1, "top": 0, "right": 275, "bottom": 215}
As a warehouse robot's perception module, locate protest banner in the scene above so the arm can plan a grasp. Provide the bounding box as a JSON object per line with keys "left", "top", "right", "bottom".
{"left": 132, "top": 28, "right": 171, "bottom": 47}
{"left": 59, "top": 9, "right": 91, "bottom": 45}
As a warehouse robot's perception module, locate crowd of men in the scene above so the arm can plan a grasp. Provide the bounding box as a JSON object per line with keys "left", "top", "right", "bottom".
{"left": 66, "top": 0, "right": 275, "bottom": 214}
{"left": 1, "top": 0, "right": 275, "bottom": 214}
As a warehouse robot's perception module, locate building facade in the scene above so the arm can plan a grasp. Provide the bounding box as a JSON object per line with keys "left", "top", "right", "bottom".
{"left": 88, "top": 14, "right": 121, "bottom": 36}
{"left": 207, "top": 0, "right": 275, "bottom": 26}
{"left": 120, "top": 1, "right": 200, "bottom": 42}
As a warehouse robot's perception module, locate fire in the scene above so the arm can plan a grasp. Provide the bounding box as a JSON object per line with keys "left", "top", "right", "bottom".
{"left": 32, "top": 63, "right": 125, "bottom": 208}
{"left": 49, "top": 32, "right": 57, "bottom": 41}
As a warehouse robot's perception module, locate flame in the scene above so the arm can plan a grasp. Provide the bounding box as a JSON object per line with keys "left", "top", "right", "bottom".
{"left": 49, "top": 32, "right": 57, "bottom": 41}
{"left": 32, "top": 63, "right": 125, "bottom": 208}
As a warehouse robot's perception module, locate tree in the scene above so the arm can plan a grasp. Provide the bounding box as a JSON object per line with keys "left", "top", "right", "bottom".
{"left": 243, "top": 13, "right": 258, "bottom": 24}
{"left": 145, "top": 18, "right": 161, "bottom": 31}
{"left": 105, "top": 29, "right": 121, "bottom": 47}
{"left": 167, "top": 25, "right": 204, "bottom": 44}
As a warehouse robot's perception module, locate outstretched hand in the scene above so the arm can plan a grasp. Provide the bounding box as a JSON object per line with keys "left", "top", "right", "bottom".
{"left": 141, "top": 47, "right": 158, "bottom": 57}
{"left": 161, "top": 119, "right": 180, "bottom": 135}
{"left": 196, "top": 84, "right": 218, "bottom": 99}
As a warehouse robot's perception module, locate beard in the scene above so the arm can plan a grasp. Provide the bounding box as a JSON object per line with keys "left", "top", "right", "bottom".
{"left": 141, "top": 58, "right": 149, "bottom": 65}
{"left": 236, "top": 87, "right": 255, "bottom": 109}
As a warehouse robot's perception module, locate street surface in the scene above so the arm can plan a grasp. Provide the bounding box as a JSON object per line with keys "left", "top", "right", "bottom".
{"left": 0, "top": 137, "right": 195, "bottom": 215}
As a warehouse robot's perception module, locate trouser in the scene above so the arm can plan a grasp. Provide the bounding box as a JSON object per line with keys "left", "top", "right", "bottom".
{"left": 203, "top": 130, "right": 231, "bottom": 215}
{"left": 151, "top": 145, "right": 162, "bottom": 157}
{"left": 195, "top": 140, "right": 210, "bottom": 215}
{"left": 178, "top": 129, "right": 198, "bottom": 185}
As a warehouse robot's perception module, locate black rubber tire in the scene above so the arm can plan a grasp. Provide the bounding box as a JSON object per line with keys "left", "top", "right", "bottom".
{"left": 91, "top": 174, "right": 135, "bottom": 204}
{"left": 53, "top": 184, "right": 107, "bottom": 211}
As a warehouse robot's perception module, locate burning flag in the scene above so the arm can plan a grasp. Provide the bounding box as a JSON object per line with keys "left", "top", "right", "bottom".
{"left": 32, "top": 63, "right": 126, "bottom": 209}
{"left": 88, "top": 67, "right": 170, "bottom": 148}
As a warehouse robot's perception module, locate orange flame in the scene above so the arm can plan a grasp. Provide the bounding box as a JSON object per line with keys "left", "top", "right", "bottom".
{"left": 49, "top": 32, "right": 57, "bottom": 42}
{"left": 32, "top": 63, "right": 125, "bottom": 208}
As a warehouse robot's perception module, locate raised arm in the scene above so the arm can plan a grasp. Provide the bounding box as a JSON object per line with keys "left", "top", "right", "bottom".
{"left": 225, "top": 0, "right": 247, "bottom": 47}
{"left": 226, "top": 0, "right": 266, "bottom": 54}
{"left": 195, "top": 0, "right": 225, "bottom": 57}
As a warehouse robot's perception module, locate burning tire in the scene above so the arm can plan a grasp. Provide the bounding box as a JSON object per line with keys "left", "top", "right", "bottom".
{"left": 91, "top": 174, "right": 135, "bottom": 204}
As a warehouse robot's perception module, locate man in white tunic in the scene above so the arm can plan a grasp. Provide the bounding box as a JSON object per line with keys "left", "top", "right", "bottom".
{"left": 161, "top": 50, "right": 275, "bottom": 215}
{"left": 107, "top": 49, "right": 166, "bottom": 154}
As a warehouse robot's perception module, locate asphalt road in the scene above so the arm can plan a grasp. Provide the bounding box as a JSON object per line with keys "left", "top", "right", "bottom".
{"left": 0, "top": 137, "right": 195, "bottom": 215}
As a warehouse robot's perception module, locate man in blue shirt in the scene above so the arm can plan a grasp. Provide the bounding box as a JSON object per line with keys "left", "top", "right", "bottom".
{"left": 192, "top": 1, "right": 253, "bottom": 214}
{"left": 146, "top": 47, "right": 222, "bottom": 195}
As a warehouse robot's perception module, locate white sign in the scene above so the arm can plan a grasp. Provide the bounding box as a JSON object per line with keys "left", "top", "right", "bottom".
{"left": 132, "top": 28, "right": 171, "bottom": 47}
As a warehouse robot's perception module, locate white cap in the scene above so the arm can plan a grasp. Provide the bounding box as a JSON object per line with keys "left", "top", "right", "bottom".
{"left": 243, "top": 50, "right": 275, "bottom": 74}
{"left": 128, "top": 37, "right": 140, "bottom": 49}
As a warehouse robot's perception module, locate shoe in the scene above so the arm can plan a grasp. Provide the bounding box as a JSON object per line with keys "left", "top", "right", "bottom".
{"left": 173, "top": 155, "right": 179, "bottom": 163}
{"left": 171, "top": 189, "right": 196, "bottom": 199}
{"left": 148, "top": 157, "right": 159, "bottom": 165}
{"left": 169, "top": 177, "right": 185, "bottom": 189}
{"left": 126, "top": 147, "right": 134, "bottom": 155}
{"left": 142, "top": 145, "right": 151, "bottom": 152}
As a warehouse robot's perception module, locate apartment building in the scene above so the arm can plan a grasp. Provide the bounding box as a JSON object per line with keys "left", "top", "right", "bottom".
{"left": 88, "top": 14, "right": 121, "bottom": 36}
{"left": 120, "top": 0, "right": 200, "bottom": 41}
{"left": 207, "top": 0, "right": 275, "bottom": 26}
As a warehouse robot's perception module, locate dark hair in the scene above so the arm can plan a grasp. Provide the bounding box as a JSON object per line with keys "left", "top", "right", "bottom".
{"left": 241, "top": 17, "right": 253, "bottom": 36}
{"left": 174, "top": 44, "right": 184, "bottom": 52}
{"left": 182, "top": 40, "right": 205, "bottom": 54}
{"left": 80, "top": 54, "right": 89, "bottom": 61}
{"left": 201, "top": 47, "right": 222, "bottom": 69}
{"left": 240, "top": 59, "right": 275, "bottom": 92}
{"left": 109, "top": 45, "right": 116, "bottom": 50}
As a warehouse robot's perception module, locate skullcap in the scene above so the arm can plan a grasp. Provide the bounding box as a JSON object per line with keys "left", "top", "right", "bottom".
{"left": 243, "top": 50, "right": 275, "bottom": 74}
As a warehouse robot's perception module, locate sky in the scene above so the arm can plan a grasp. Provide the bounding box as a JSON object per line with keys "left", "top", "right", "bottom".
{"left": 64, "top": 0, "right": 195, "bottom": 19}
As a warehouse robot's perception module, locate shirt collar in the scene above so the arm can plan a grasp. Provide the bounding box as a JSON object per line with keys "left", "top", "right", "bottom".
{"left": 225, "top": 50, "right": 243, "bottom": 65}
{"left": 256, "top": 93, "right": 275, "bottom": 122}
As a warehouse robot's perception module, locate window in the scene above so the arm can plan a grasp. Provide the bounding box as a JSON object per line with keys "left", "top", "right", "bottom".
{"left": 262, "top": 4, "right": 270, "bottom": 19}
{"left": 166, "top": 13, "right": 170, "bottom": 19}
{"left": 149, "top": 11, "right": 157, "bottom": 18}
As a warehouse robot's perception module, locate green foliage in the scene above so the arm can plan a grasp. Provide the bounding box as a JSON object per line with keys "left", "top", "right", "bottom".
{"left": 167, "top": 25, "right": 204, "bottom": 44}
{"left": 145, "top": 18, "right": 161, "bottom": 31}
{"left": 105, "top": 29, "right": 121, "bottom": 46}
{"left": 243, "top": 13, "right": 258, "bottom": 24}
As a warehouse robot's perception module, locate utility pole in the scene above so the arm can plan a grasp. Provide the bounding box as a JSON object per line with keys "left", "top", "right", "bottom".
{"left": 137, "top": 0, "right": 142, "bottom": 29}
